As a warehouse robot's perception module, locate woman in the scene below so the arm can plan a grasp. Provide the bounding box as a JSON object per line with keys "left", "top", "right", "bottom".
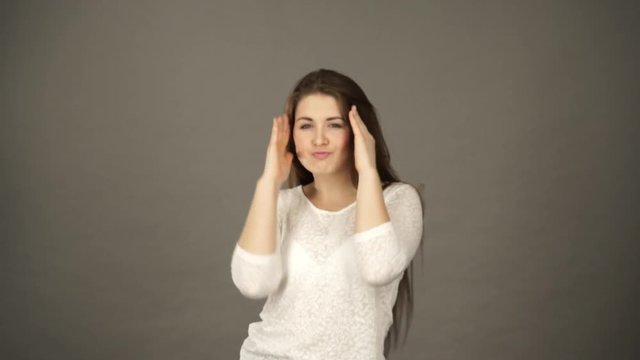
{"left": 231, "top": 69, "right": 425, "bottom": 359}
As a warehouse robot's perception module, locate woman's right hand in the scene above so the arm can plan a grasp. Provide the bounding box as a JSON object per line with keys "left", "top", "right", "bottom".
{"left": 261, "top": 114, "right": 294, "bottom": 185}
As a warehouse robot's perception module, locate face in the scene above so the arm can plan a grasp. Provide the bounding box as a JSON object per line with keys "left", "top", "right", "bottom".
{"left": 293, "top": 93, "right": 353, "bottom": 176}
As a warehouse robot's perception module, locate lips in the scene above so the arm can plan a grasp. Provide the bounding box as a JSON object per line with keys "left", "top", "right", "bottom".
{"left": 312, "top": 152, "right": 331, "bottom": 159}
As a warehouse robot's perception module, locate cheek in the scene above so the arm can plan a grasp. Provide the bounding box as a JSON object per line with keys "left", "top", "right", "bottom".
{"left": 339, "top": 132, "right": 351, "bottom": 148}
{"left": 292, "top": 134, "right": 303, "bottom": 157}
{"left": 335, "top": 134, "right": 352, "bottom": 157}
{"left": 293, "top": 130, "right": 306, "bottom": 143}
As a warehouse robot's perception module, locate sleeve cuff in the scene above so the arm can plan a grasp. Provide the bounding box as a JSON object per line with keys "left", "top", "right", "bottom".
{"left": 352, "top": 221, "right": 393, "bottom": 242}
{"left": 233, "top": 243, "right": 279, "bottom": 265}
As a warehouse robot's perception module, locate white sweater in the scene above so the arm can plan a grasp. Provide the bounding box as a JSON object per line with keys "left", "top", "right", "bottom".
{"left": 230, "top": 182, "right": 423, "bottom": 360}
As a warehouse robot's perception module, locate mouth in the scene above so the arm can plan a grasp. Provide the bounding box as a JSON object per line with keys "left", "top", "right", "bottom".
{"left": 312, "top": 152, "right": 331, "bottom": 159}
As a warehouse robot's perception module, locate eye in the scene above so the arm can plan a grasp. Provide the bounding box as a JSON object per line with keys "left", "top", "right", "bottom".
{"left": 299, "top": 123, "right": 342, "bottom": 129}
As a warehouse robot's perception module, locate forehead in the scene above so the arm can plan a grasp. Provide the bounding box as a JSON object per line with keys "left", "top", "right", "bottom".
{"left": 296, "top": 94, "right": 341, "bottom": 117}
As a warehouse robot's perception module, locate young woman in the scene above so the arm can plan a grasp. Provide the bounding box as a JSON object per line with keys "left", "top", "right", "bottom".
{"left": 231, "top": 69, "right": 425, "bottom": 359}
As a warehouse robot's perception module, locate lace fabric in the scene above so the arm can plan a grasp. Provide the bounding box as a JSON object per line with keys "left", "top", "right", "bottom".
{"left": 231, "top": 182, "right": 423, "bottom": 360}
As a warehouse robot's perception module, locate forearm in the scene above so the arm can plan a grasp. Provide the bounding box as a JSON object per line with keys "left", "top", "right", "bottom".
{"left": 355, "top": 171, "right": 390, "bottom": 233}
{"left": 237, "top": 176, "right": 280, "bottom": 254}
{"left": 352, "top": 181, "right": 424, "bottom": 286}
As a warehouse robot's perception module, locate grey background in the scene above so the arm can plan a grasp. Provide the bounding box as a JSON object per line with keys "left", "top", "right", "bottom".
{"left": 1, "top": 0, "right": 638, "bottom": 359}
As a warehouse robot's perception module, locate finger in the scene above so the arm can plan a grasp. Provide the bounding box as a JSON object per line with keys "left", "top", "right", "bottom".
{"left": 282, "top": 115, "right": 290, "bottom": 139}
{"left": 352, "top": 105, "right": 371, "bottom": 137}
{"left": 281, "top": 114, "right": 290, "bottom": 136}
{"left": 275, "top": 115, "right": 282, "bottom": 139}
{"left": 275, "top": 116, "right": 282, "bottom": 141}
{"left": 349, "top": 106, "right": 362, "bottom": 136}
{"left": 270, "top": 117, "right": 278, "bottom": 143}
{"left": 278, "top": 115, "right": 288, "bottom": 146}
{"left": 352, "top": 105, "right": 363, "bottom": 128}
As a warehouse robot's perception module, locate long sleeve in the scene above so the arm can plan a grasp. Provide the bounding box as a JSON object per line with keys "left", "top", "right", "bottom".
{"left": 352, "top": 183, "right": 424, "bottom": 286}
{"left": 230, "top": 189, "right": 287, "bottom": 299}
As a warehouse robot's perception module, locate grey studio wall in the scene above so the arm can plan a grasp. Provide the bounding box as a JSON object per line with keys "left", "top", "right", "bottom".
{"left": 1, "top": 1, "right": 638, "bottom": 359}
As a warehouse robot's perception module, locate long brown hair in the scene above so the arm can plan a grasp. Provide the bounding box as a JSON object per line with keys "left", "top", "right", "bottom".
{"left": 283, "top": 69, "right": 426, "bottom": 357}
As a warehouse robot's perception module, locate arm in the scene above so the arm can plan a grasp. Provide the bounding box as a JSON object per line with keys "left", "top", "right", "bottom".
{"left": 347, "top": 105, "right": 423, "bottom": 286}
{"left": 354, "top": 171, "right": 390, "bottom": 233}
{"left": 352, "top": 180, "right": 424, "bottom": 286}
{"left": 237, "top": 176, "right": 280, "bottom": 254}
{"left": 231, "top": 113, "right": 293, "bottom": 299}
{"left": 230, "top": 176, "right": 285, "bottom": 299}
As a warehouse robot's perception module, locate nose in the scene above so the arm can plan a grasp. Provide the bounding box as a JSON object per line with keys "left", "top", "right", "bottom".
{"left": 312, "top": 128, "right": 328, "bottom": 146}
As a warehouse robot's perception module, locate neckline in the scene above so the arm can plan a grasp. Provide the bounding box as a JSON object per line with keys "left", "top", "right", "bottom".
{"left": 297, "top": 185, "right": 357, "bottom": 215}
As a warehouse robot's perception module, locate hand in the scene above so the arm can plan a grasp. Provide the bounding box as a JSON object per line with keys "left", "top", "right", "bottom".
{"left": 262, "top": 114, "right": 294, "bottom": 185}
{"left": 348, "top": 105, "right": 377, "bottom": 174}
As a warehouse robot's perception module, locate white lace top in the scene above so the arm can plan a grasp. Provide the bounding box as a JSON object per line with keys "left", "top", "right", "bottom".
{"left": 230, "top": 182, "right": 423, "bottom": 360}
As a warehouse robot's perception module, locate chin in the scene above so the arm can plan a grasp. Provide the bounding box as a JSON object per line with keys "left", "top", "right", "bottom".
{"left": 301, "top": 163, "right": 333, "bottom": 175}
{"left": 306, "top": 166, "right": 333, "bottom": 175}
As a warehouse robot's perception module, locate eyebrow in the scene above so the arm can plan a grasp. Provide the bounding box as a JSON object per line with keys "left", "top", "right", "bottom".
{"left": 295, "top": 116, "right": 344, "bottom": 123}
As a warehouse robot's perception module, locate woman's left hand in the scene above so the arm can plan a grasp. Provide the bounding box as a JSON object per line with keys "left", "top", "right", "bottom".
{"left": 349, "top": 105, "right": 377, "bottom": 175}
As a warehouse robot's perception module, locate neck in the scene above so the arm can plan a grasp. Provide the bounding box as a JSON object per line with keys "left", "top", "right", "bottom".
{"left": 307, "top": 171, "right": 357, "bottom": 202}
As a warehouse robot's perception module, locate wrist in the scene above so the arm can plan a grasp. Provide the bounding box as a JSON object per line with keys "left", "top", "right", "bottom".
{"left": 257, "top": 175, "right": 280, "bottom": 189}
{"left": 358, "top": 168, "right": 380, "bottom": 180}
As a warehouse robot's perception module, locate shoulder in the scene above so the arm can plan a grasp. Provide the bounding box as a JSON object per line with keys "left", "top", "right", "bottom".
{"left": 279, "top": 185, "right": 299, "bottom": 198}
{"left": 383, "top": 182, "right": 423, "bottom": 212}
{"left": 277, "top": 185, "right": 300, "bottom": 209}
{"left": 383, "top": 181, "right": 420, "bottom": 199}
